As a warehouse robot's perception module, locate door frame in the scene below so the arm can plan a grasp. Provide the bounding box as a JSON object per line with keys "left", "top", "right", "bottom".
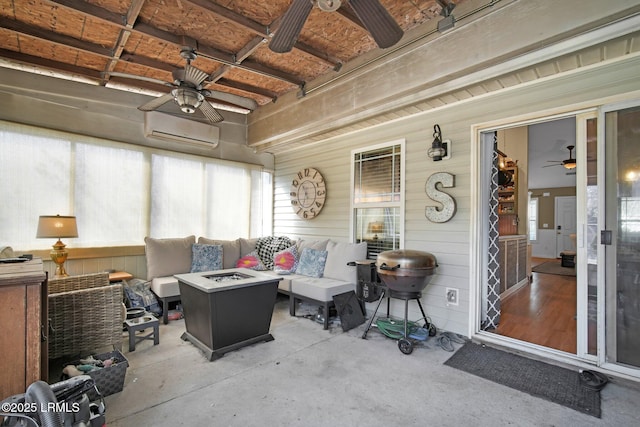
{"left": 597, "top": 98, "right": 640, "bottom": 378}
{"left": 470, "top": 109, "right": 598, "bottom": 367}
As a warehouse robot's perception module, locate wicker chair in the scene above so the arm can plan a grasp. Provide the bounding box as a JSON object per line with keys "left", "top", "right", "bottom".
{"left": 48, "top": 272, "right": 124, "bottom": 359}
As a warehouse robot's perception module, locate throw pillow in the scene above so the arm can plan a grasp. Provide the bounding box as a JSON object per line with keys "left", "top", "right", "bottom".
{"left": 256, "top": 236, "right": 294, "bottom": 270}
{"left": 296, "top": 248, "right": 328, "bottom": 278}
{"left": 144, "top": 235, "right": 196, "bottom": 280}
{"left": 236, "top": 250, "right": 267, "bottom": 270}
{"left": 323, "top": 241, "right": 368, "bottom": 282}
{"left": 198, "top": 237, "right": 241, "bottom": 269}
{"left": 273, "top": 245, "right": 299, "bottom": 274}
{"left": 190, "top": 244, "right": 223, "bottom": 273}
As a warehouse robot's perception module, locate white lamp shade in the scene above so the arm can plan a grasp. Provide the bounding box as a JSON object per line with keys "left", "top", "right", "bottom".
{"left": 36, "top": 215, "right": 78, "bottom": 239}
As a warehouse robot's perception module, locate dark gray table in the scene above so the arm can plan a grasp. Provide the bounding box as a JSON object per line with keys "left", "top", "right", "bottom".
{"left": 175, "top": 268, "right": 281, "bottom": 361}
{"left": 124, "top": 312, "right": 159, "bottom": 351}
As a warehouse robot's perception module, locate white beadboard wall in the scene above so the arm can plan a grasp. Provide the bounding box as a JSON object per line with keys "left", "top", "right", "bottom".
{"left": 272, "top": 53, "right": 640, "bottom": 335}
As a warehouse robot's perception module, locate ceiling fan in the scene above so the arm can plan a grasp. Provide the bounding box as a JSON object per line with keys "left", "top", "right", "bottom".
{"left": 269, "top": 0, "right": 403, "bottom": 53}
{"left": 135, "top": 48, "right": 224, "bottom": 124}
{"left": 544, "top": 145, "right": 577, "bottom": 169}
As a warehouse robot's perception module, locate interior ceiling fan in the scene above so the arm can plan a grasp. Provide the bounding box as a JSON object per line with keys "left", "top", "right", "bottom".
{"left": 269, "top": 0, "right": 404, "bottom": 53}
{"left": 544, "top": 145, "right": 577, "bottom": 169}
{"left": 135, "top": 48, "right": 227, "bottom": 124}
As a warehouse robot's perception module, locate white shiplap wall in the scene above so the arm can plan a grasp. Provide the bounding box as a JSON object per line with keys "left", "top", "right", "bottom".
{"left": 272, "top": 53, "right": 640, "bottom": 336}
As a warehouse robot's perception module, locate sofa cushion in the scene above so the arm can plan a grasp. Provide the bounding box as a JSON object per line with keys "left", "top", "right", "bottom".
{"left": 240, "top": 238, "right": 259, "bottom": 257}
{"left": 190, "top": 244, "right": 223, "bottom": 273}
{"left": 150, "top": 276, "right": 180, "bottom": 298}
{"left": 236, "top": 250, "right": 267, "bottom": 270}
{"left": 273, "top": 245, "right": 299, "bottom": 274}
{"left": 198, "top": 237, "right": 241, "bottom": 269}
{"left": 296, "top": 248, "right": 328, "bottom": 278}
{"left": 296, "top": 239, "right": 329, "bottom": 254}
{"left": 290, "top": 276, "right": 356, "bottom": 302}
{"left": 323, "top": 241, "right": 367, "bottom": 283}
{"left": 145, "top": 235, "right": 196, "bottom": 280}
{"left": 256, "top": 236, "right": 294, "bottom": 270}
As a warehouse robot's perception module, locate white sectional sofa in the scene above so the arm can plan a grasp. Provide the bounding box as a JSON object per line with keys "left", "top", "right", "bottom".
{"left": 144, "top": 235, "right": 367, "bottom": 329}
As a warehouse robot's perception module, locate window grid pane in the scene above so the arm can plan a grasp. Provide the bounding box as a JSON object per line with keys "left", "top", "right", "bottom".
{"left": 353, "top": 142, "right": 403, "bottom": 258}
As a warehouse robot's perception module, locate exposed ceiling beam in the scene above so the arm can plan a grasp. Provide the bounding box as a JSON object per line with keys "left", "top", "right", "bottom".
{"left": 0, "top": 48, "right": 102, "bottom": 80}
{"left": 186, "top": 0, "right": 269, "bottom": 37}
{"left": 100, "top": 0, "right": 146, "bottom": 85}
{"left": 0, "top": 17, "right": 113, "bottom": 57}
{"left": 44, "top": 0, "right": 306, "bottom": 87}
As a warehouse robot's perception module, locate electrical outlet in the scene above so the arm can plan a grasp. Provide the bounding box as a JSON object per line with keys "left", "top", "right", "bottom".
{"left": 446, "top": 287, "right": 459, "bottom": 306}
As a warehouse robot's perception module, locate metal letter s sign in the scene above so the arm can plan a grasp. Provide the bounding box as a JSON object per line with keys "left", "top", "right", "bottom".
{"left": 425, "top": 172, "right": 456, "bottom": 223}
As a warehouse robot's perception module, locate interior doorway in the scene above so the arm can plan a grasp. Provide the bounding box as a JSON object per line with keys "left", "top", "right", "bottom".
{"left": 481, "top": 116, "right": 580, "bottom": 355}
{"left": 555, "top": 196, "right": 577, "bottom": 257}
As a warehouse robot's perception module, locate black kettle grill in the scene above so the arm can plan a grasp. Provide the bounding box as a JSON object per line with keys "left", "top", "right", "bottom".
{"left": 359, "top": 250, "right": 438, "bottom": 354}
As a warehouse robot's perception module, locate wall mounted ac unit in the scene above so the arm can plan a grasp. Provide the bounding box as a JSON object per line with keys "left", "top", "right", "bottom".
{"left": 144, "top": 112, "right": 219, "bottom": 148}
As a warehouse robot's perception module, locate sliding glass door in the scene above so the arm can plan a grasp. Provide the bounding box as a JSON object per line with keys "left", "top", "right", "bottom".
{"left": 601, "top": 101, "right": 640, "bottom": 373}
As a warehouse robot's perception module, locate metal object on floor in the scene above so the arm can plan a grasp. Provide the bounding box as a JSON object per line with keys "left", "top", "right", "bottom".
{"left": 358, "top": 250, "right": 439, "bottom": 354}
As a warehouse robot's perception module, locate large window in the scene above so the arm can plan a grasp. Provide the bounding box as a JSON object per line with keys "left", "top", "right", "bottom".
{"left": 352, "top": 141, "right": 404, "bottom": 258}
{"left": 0, "top": 121, "right": 272, "bottom": 250}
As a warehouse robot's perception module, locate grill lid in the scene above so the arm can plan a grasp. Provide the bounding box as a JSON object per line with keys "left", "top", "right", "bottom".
{"left": 376, "top": 249, "right": 437, "bottom": 271}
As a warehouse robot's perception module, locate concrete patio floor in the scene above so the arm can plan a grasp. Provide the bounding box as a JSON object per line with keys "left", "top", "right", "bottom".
{"left": 101, "top": 296, "right": 640, "bottom": 426}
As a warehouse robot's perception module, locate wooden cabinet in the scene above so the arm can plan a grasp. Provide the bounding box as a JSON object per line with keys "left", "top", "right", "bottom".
{"left": 0, "top": 260, "right": 47, "bottom": 399}
{"left": 498, "top": 166, "right": 519, "bottom": 235}
{"left": 498, "top": 235, "right": 528, "bottom": 297}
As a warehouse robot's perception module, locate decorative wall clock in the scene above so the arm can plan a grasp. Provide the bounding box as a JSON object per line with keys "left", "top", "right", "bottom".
{"left": 290, "top": 167, "right": 326, "bottom": 219}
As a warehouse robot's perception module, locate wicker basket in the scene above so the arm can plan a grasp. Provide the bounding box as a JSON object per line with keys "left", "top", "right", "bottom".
{"left": 67, "top": 350, "right": 129, "bottom": 397}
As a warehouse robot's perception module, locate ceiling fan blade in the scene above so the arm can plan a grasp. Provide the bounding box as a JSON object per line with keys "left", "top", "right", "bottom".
{"left": 206, "top": 90, "right": 258, "bottom": 111}
{"left": 184, "top": 64, "right": 209, "bottom": 87}
{"left": 199, "top": 100, "right": 224, "bottom": 123}
{"left": 349, "top": 0, "right": 403, "bottom": 49}
{"left": 269, "top": 0, "right": 314, "bottom": 53}
{"left": 138, "top": 93, "right": 175, "bottom": 111}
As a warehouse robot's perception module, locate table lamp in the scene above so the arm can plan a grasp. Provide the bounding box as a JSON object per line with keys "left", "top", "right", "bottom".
{"left": 36, "top": 214, "right": 78, "bottom": 277}
{"left": 368, "top": 221, "right": 385, "bottom": 240}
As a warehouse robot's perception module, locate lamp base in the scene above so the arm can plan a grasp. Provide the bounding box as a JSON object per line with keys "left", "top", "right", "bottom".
{"left": 50, "top": 240, "right": 69, "bottom": 278}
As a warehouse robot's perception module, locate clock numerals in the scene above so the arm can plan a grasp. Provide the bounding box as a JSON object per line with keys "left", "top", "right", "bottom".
{"left": 291, "top": 167, "right": 326, "bottom": 220}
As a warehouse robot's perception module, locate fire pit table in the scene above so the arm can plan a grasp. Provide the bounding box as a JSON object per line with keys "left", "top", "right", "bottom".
{"left": 175, "top": 268, "right": 281, "bottom": 361}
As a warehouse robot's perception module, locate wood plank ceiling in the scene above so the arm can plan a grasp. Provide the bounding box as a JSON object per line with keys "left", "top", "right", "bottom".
{"left": 0, "top": 0, "right": 463, "bottom": 118}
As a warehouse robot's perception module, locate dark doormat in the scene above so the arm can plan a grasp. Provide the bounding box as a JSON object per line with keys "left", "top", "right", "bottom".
{"left": 532, "top": 260, "right": 576, "bottom": 276}
{"left": 444, "top": 342, "right": 600, "bottom": 417}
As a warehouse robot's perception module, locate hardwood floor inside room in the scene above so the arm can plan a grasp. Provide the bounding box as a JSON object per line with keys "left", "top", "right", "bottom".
{"left": 494, "top": 257, "right": 577, "bottom": 354}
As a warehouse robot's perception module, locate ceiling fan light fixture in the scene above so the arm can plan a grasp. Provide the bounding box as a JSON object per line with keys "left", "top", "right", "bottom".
{"left": 563, "top": 161, "right": 577, "bottom": 170}
{"left": 317, "top": 0, "right": 341, "bottom": 12}
{"left": 172, "top": 87, "right": 204, "bottom": 114}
